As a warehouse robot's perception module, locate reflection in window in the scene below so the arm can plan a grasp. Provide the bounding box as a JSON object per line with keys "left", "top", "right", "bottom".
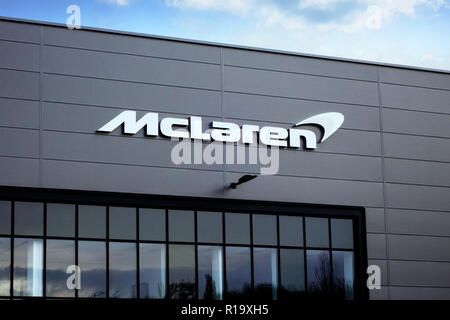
{"left": 279, "top": 249, "right": 305, "bottom": 299}
{"left": 169, "top": 210, "right": 195, "bottom": 242}
{"left": 0, "top": 238, "right": 10, "bottom": 296}
{"left": 331, "top": 219, "right": 354, "bottom": 249}
{"left": 253, "top": 248, "right": 278, "bottom": 300}
{"left": 79, "top": 205, "right": 106, "bottom": 239}
{"left": 139, "top": 208, "right": 166, "bottom": 241}
{"left": 305, "top": 218, "right": 329, "bottom": 248}
{"left": 169, "top": 245, "right": 195, "bottom": 299}
{"left": 78, "top": 241, "right": 106, "bottom": 298}
{"left": 140, "top": 243, "right": 166, "bottom": 299}
{"left": 197, "top": 212, "right": 222, "bottom": 243}
{"left": 225, "top": 247, "right": 251, "bottom": 297}
{"left": 252, "top": 215, "right": 277, "bottom": 246}
{"left": 198, "top": 246, "right": 223, "bottom": 300}
{"left": 306, "top": 250, "right": 331, "bottom": 296}
{"left": 109, "top": 207, "right": 136, "bottom": 240}
{"left": 225, "top": 213, "right": 250, "bottom": 244}
{"left": 332, "top": 251, "right": 354, "bottom": 300}
{"left": 14, "top": 202, "right": 43, "bottom": 236}
{"left": 279, "top": 216, "right": 303, "bottom": 247}
{"left": 47, "top": 204, "right": 75, "bottom": 237}
{"left": 46, "top": 240, "right": 75, "bottom": 297}
{"left": 13, "top": 238, "right": 43, "bottom": 297}
{"left": 0, "top": 201, "right": 11, "bottom": 235}
{"left": 109, "top": 242, "right": 137, "bottom": 298}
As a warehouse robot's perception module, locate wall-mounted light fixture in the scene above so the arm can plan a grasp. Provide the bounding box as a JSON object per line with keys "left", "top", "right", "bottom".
{"left": 229, "top": 175, "right": 258, "bottom": 189}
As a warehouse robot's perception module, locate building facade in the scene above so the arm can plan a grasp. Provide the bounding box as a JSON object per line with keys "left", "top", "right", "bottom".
{"left": 0, "top": 17, "right": 449, "bottom": 301}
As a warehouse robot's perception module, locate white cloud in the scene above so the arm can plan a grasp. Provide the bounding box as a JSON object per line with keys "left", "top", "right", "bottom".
{"left": 165, "top": 0, "right": 255, "bottom": 15}
{"left": 98, "top": 0, "right": 131, "bottom": 6}
{"left": 420, "top": 53, "right": 445, "bottom": 66}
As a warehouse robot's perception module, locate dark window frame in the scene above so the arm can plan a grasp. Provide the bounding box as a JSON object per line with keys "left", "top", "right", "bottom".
{"left": 0, "top": 186, "right": 368, "bottom": 301}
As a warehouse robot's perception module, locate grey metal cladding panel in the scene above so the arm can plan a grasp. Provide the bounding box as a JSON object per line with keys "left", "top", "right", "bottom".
{"left": 382, "top": 108, "right": 450, "bottom": 138}
{"left": 222, "top": 48, "right": 378, "bottom": 82}
{"left": 365, "top": 208, "right": 385, "bottom": 233}
{"left": 223, "top": 92, "right": 380, "bottom": 131}
{"left": 383, "top": 133, "right": 450, "bottom": 162}
{"left": 42, "top": 46, "right": 221, "bottom": 90}
{"left": 41, "top": 131, "right": 222, "bottom": 171}
{"left": 224, "top": 149, "right": 382, "bottom": 182}
{"left": 0, "top": 20, "right": 40, "bottom": 43}
{"left": 0, "top": 41, "right": 39, "bottom": 71}
{"left": 0, "top": 156, "right": 39, "bottom": 187}
{"left": 387, "top": 209, "right": 450, "bottom": 237}
{"left": 0, "top": 98, "right": 39, "bottom": 129}
{"left": 380, "top": 67, "right": 450, "bottom": 90}
{"left": 43, "top": 26, "right": 220, "bottom": 64}
{"left": 273, "top": 150, "right": 382, "bottom": 181}
{"left": 0, "top": 69, "right": 39, "bottom": 100}
{"left": 0, "top": 127, "right": 39, "bottom": 158}
{"left": 385, "top": 183, "right": 450, "bottom": 212}
{"left": 369, "top": 287, "right": 389, "bottom": 300}
{"left": 389, "top": 234, "right": 450, "bottom": 262}
{"left": 224, "top": 66, "right": 380, "bottom": 106}
{"left": 381, "top": 83, "right": 450, "bottom": 114}
{"left": 389, "top": 260, "right": 450, "bottom": 287}
{"left": 385, "top": 158, "right": 450, "bottom": 187}
{"left": 223, "top": 172, "right": 383, "bottom": 207}
{"left": 42, "top": 74, "right": 221, "bottom": 116}
{"left": 390, "top": 287, "right": 450, "bottom": 300}
{"left": 366, "top": 233, "right": 387, "bottom": 259}
{"left": 41, "top": 159, "right": 224, "bottom": 197}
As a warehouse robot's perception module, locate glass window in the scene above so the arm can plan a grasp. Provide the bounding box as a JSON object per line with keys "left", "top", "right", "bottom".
{"left": 139, "top": 208, "right": 165, "bottom": 241}
{"left": 140, "top": 243, "right": 166, "bottom": 299}
{"left": 47, "top": 203, "right": 75, "bottom": 237}
{"left": 306, "top": 250, "right": 331, "bottom": 295}
{"left": 253, "top": 215, "right": 277, "bottom": 246}
{"left": 331, "top": 219, "right": 354, "bottom": 249}
{"left": 46, "top": 240, "right": 75, "bottom": 297}
{"left": 109, "top": 207, "right": 136, "bottom": 240}
{"left": 225, "top": 246, "right": 251, "bottom": 297}
{"left": 14, "top": 202, "right": 43, "bottom": 236}
{"left": 13, "top": 238, "right": 43, "bottom": 297}
{"left": 279, "top": 249, "right": 305, "bottom": 299}
{"left": 78, "top": 241, "right": 106, "bottom": 298}
{"left": 253, "top": 248, "right": 278, "bottom": 300}
{"left": 197, "top": 211, "right": 222, "bottom": 244}
{"left": 109, "top": 242, "right": 137, "bottom": 298}
{"left": 225, "top": 213, "right": 250, "bottom": 245}
{"left": 79, "top": 205, "right": 106, "bottom": 239}
{"left": 279, "top": 216, "right": 303, "bottom": 247}
{"left": 169, "top": 210, "right": 194, "bottom": 242}
{"left": 305, "top": 217, "right": 329, "bottom": 248}
{"left": 0, "top": 201, "right": 11, "bottom": 235}
{"left": 0, "top": 238, "right": 10, "bottom": 296}
{"left": 332, "top": 251, "right": 354, "bottom": 300}
{"left": 168, "top": 244, "right": 195, "bottom": 299}
{"left": 198, "top": 246, "right": 223, "bottom": 300}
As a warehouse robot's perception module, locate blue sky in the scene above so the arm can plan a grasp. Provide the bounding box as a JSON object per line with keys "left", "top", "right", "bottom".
{"left": 1, "top": 0, "right": 449, "bottom": 70}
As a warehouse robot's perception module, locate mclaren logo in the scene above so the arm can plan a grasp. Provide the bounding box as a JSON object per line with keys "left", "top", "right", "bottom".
{"left": 97, "top": 110, "right": 344, "bottom": 149}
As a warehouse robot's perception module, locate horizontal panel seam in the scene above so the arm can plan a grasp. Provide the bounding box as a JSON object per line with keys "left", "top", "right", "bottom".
{"left": 42, "top": 43, "right": 221, "bottom": 66}
{"left": 381, "top": 81, "right": 450, "bottom": 92}
{"left": 43, "top": 72, "right": 222, "bottom": 92}
{"left": 224, "top": 90, "right": 380, "bottom": 107}
{"left": 223, "top": 63, "right": 378, "bottom": 83}
{"left": 383, "top": 105, "right": 450, "bottom": 116}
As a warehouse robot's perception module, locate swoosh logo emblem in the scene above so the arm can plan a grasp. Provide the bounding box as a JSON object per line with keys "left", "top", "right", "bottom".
{"left": 294, "top": 112, "right": 344, "bottom": 143}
